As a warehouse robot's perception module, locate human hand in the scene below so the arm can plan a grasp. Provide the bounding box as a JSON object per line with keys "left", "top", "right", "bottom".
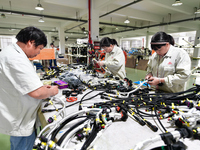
{"left": 97, "top": 61, "right": 104, "bottom": 67}
{"left": 147, "top": 77, "right": 160, "bottom": 86}
{"left": 44, "top": 84, "right": 51, "bottom": 88}
{"left": 145, "top": 73, "right": 153, "bottom": 80}
{"left": 48, "top": 85, "right": 59, "bottom": 96}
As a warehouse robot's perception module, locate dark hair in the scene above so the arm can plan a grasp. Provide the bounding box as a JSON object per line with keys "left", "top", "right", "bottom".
{"left": 150, "top": 31, "right": 170, "bottom": 50}
{"left": 168, "top": 34, "right": 175, "bottom": 46}
{"left": 50, "top": 43, "right": 54, "bottom": 46}
{"left": 100, "top": 37, "right": 112, "bottom": 47}
{"left": 111, "top": 39, "right": 119, "bottom": 46}
{"left": 16, "top": 26, "right": 47, "bottom": 47}
{"left": 151, "top": 31, "right": 170, "bottom": 43}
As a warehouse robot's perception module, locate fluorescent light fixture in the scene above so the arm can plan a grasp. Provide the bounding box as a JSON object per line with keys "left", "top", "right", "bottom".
{"left": 38, "top": 18, "right": 44, "bottom": 22}
{"left": 35, "top": 0, "right": 44, "bottom": 10}
{"left": 195, "top": 8, "right": 200, "bottom": 14}
{"left": 1, "top": 13, "right": 6, "bottom": 18}
{"left": 124, "top": 19, "right": 130, "bottom": 24}
{"left": 195, "top": 3, "right": 200, "bottom": 14}
{"left": 172, "top": 0, "right": 182, "bottom": 6}
{"left": 9, "top": 28, "right": 15, "bottom": 31}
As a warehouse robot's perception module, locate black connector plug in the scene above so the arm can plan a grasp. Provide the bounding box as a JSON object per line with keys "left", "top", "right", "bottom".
{"left": 146, "top": 120, "right": 158, "bottom": 132}
{"left": 48, "top": 117, "right": 54, "bottom": 123}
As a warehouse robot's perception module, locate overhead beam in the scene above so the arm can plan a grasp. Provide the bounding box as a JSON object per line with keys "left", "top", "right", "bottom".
{"left": 99, "top": 0, "right": 143, "bottom": 18}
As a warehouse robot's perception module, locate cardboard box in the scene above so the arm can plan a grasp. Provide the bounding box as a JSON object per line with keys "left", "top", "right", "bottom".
{"left": 125, "top": 55, "right": 136, "bottom": 68}
{"left": 136, "top": 59, "right": 149, "bottom": 71}
{"left": 56, "top": 58, "right": 69, "bottom": 64}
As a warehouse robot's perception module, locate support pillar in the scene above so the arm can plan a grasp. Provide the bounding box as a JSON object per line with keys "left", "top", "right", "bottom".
{"left": 58, "top": 26, "right": 65, "bottom": 54}
{"left": 89, "top": 0, "right": 99, "bottom": 43}
{"left": 46, "top": 33, "right": 52, "bottom": 48}
{"left": 192, "top": 30, "right": 200, "bottom": 68}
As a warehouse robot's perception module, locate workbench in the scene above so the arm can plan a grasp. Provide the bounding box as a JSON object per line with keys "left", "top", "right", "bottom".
{"left": 37, "top": 81, "right": 200, "bottom": 150}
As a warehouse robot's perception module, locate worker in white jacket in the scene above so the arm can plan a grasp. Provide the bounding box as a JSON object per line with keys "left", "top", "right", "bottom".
{"left": 145, "top": 31, "right": 191, "bottom": 93}
{"left": 96, "top": 37, "right": 126, "bottom": 79}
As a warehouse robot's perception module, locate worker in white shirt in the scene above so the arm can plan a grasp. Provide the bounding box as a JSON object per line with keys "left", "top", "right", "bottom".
{"left": 49, "top": 42, "right": 58, "bottom": 67}
{"left": 145, "top": 31, "right": 191, "bottom": 93}
{"left": 96, "top": 37, "right": 126, "bottom": 79}
{"left": 0, "top": 26, "right": 59, "bottom": 150}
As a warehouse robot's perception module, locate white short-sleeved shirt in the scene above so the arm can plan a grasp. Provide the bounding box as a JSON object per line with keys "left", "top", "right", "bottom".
{"left": 147, "top": 45, "right": 191, "bottom": 93}
{"left": 0, "top": 43, "right": 43, "bottom": 136}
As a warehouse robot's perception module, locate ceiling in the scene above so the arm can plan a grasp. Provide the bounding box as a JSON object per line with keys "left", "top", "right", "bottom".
{"left": 0, "top": 0, "right": 200, "bottom": 43}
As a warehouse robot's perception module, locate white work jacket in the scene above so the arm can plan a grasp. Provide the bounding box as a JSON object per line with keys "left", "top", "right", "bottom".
{"left": 147, "top": 45, "right": 191, "bottom": 93}
{"left": 104, "top": 45, "right": 126, "bottom": 79}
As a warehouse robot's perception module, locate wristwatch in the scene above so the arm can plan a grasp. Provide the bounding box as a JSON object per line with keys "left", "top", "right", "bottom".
{"left": 158, "top": 78, "right": 163, "bottom": 86}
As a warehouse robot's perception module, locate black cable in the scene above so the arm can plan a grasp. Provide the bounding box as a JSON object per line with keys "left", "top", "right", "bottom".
{"left": 50, "top": 115, "right": 78, "bottom": 141}
{"left": 81, "top": 123, "right": 100, "bottom": 150}
{"left": 57, "top": 117, "right": 91, "bottom": 146}
{"left": 153, "top": 104, "right": 167, "bottom": 132}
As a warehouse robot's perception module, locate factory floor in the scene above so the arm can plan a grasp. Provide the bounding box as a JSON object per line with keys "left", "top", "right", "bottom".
{"left": 0, "top": 67, "right": 196, "bottom": 150}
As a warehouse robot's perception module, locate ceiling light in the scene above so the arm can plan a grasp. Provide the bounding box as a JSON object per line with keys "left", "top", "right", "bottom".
{"left": 1, "top": 13, "right": 6, "bottom": 18}
{"left": 9, "top": 28, "right": 15, "bottom": 31}
{"left": 172, "top": 0, "right": 182, "bottom": 6}
{"left": 38, "top": 18, "right": 44, "bottom": 22}
{"left": 35, "top": 0, "right": 44, "bottom": 10}
{"left": 124, "top": 19, "right": 130, "bottom": 24}
{"left": 195, "top": 3, "right": 200, "bottom": 14}
{"left": 195, "top": 8, "right": 200, "bottom": 14}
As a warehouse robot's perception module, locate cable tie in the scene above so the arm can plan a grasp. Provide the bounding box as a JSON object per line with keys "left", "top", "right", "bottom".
{"left": 179, "top": 109, "right": 184, "bottom": 113}
{"left": 172, "top": 103, "right": 174, "bottom": 109}
{"left": 49, "top": 100, "right": 53, "bottom": 105}
{"left": 53, "top": 115, "right": 57, "bottom": 120}
{"left": 102, "top": 114, "right": 106, "bottom": 117}
{"left": 41, "top": 142, "right": 47, "bottom": 146}
{"left": 193, "top": 129, "right": 197, "bottom": 133}
{"left": 49, "top": 141, "right": 55, "bottom": 148}
{"left": 83, "top": 128, "right": 91, "bottom": 134}
{"left": 95, "top": 118, "right": 102, "bottom": 123}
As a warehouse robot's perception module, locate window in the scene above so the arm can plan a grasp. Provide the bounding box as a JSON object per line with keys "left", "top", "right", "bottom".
{"left": 0, "top": 36, "right": 16, "bottom": 49}
{"left": 121, "top": 40, "right": 130, "bottom": 51}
